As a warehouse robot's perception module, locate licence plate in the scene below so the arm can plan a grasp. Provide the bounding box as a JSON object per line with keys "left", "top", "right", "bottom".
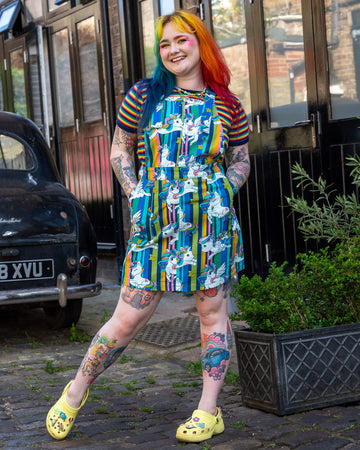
{"left": 0, "top": 259, "right": 54, "bottom": 282}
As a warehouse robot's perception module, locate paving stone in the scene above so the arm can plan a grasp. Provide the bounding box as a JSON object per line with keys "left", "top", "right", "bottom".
{"left": 0, "top": 422, "right": 18, "bottom": 433}
{"left": 299, "top": 437, "right": 352, "bottom": 449}
{"left": 277, "top": 430, "right": 329, "bottom": 448}
{"left": 343, "top": 427, "right": 360, "bottom": 440}
{"left": 255, "top": 424, "right": 302, "bottom": 441}
{"left": 212, "top": 439, "right": 264, "bottom": 449}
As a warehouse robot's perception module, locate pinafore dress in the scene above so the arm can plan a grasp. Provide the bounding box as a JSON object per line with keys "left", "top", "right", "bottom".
{"left": 121, "top": 88, "right": 244, "bottom": 292}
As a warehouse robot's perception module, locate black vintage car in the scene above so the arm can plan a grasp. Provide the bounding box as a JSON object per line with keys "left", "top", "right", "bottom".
{"left": 0, "top": 112, "right": 101, "bottom": 328}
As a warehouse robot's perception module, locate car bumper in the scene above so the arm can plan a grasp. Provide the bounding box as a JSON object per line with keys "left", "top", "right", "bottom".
{"left": 0, "top": 275, "right": 102, "bottom": 306}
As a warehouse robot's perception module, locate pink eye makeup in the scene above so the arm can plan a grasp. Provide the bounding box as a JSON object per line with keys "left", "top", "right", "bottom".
{"left": 159, "top": 34, "right": 194, "bottom": 50}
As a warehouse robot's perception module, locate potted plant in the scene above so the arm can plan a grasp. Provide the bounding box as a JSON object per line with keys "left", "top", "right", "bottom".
{"left": 231, "top": 156, "right": 360, "bottom": 415}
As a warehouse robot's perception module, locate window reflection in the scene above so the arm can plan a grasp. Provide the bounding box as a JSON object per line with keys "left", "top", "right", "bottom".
{"left": 48, "top": 0, "right": 67, "bottom": 12}
{"left": 325, "top": 1, "right": 360, "bottom": 120}
{"left": 10, "top": 48, "right": 27, "bottom": 117}
{"left": 263, "top": 0, "right": 308, "bottom": 128}
{"left": 141, "top": 0, "right": 156, "bottom": 77}
{"left": 0, "top": 135, "right": 33, "bottom": 170}
{"left": 77, "top": 17, "right": 101, "bottom": 122}
{"left": 211, "top": 0, "right": 251, "bottom": 125}
{"left": 52, "top": 28, "right": 74, "bottom": 127}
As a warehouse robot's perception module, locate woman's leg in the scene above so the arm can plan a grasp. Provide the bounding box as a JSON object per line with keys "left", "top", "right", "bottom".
{"left": 194, "top": 282, "right": 233, "bottom": 416}
{"left": 66, "top": 285, "right": 163, "bottom": 408}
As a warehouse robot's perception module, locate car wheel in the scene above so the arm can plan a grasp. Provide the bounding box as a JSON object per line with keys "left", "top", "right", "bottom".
{"left": 43, "top": 299, "right": 83, "bottom": 329}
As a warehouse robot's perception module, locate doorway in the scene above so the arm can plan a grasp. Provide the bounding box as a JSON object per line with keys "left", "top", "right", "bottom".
{"left": 49, "top": 4, "right": 113, "bottom": 244}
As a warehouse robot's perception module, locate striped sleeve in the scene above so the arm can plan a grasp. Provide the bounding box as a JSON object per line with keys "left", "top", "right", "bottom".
{"left": 229, "top": 98, "right": 250, "bottom": 146}
{"left": 215, "top": 95, "right": 250, "bottom": 147}
{"left": 116, "top": 81, "right": 148, "bottom": 133}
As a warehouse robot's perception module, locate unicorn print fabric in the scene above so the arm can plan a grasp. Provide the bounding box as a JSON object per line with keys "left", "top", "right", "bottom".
{"left": 117, "top": 81, "right": 249, "bottom": 292}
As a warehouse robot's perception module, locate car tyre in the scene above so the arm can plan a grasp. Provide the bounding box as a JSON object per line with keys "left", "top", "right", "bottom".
{"left": 43, "top": 299, "right": 83, "bottom": 329}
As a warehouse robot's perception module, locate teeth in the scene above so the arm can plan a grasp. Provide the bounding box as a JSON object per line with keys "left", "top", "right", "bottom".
{"left": 172, "top": 56, "right": 185, "bottom": 62}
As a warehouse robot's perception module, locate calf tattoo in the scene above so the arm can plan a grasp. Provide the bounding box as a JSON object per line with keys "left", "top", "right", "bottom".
{"left": 201, "top": 320, "right": 232, "bottom": 381}
{"left": 79, "top": 333, "right": 127, "bottom": 382}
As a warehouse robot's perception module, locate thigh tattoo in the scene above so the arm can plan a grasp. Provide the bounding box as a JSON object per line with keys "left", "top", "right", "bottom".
{"left": 121, "top": 286, "right": 156, "bottom": 310}
{"left": 197, "top": 281, "right": 232, "bottom": 301}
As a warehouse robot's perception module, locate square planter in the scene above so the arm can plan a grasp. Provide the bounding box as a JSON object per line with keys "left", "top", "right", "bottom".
{"left": 234, "top": 323, "right": 360, "bottom": 415}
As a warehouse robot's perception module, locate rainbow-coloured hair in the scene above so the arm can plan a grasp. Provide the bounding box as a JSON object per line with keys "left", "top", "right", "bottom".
{"left": 139, "top": 10, "right": 234, "bottom": 130}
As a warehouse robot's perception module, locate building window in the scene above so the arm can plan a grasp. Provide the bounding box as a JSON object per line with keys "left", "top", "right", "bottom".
{"left": 160, "top": 0, "right": 174, "bottom": 15}
{"left": 140, "top": 0, "right": 156, "bottom": 77}
{"left": 211, "top": 0, "right": 252, "bottom": 124}
{"left": 48, "top": 0, "right": 68, "bottom": 13}
{"left": 24, "top": 0, "right": 43, "bottom": 20}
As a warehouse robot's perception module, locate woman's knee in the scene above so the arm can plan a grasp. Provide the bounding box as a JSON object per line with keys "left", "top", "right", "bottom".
{"left": 194, "top": 285, "right": 229, "bottom": 319}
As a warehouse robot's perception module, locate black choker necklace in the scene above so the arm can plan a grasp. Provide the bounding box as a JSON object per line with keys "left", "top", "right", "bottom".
{"left": 176, "top": 85, "right": 207, "bottom": 98}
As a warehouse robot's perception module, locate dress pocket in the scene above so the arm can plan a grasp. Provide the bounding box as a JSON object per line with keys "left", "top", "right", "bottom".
{"left": 222, "top": 177, "right": 236, "bottom": 206}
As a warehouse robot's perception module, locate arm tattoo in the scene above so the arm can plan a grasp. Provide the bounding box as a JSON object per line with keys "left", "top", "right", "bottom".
{"left": 112, "top": 127, "right": 137, "bottom": 154}
{"left": 111, "top": 154, "right": 138, "bottom": 198}
{"left": 225, "top": 144, "right": 251, "bottom": 193}
{"left": 110, "top": 127, "right": 138, "bottom": 198}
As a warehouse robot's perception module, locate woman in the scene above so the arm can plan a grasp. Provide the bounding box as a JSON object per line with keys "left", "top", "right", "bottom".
{"left": 46, "top": 10, "right": 250, "bottom": 443}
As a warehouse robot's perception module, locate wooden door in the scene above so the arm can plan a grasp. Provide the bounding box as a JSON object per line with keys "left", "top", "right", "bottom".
{"left": 50, "top": 4, "right": 113, "bottom": 244}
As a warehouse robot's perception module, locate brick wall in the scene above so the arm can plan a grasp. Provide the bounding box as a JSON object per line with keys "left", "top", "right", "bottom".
{"left": 107, "top": 0, "right": 125, "bottom": 112}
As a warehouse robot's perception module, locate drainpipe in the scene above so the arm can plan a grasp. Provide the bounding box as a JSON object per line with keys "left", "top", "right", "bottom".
{"left": 37, "top": 26, "right": 50, "bottom": 147}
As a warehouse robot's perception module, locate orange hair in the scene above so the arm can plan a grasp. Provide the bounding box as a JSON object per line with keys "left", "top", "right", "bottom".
{"left": 154, "top": 10, "right": 234, "bottom": 105}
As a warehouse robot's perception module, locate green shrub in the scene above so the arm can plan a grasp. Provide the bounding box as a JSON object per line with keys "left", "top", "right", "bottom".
{"left": 231, "top": 237, "right": 360, "bottom": 333}
{"left": 286, "top": 155, "right": 360, "bottom": 242}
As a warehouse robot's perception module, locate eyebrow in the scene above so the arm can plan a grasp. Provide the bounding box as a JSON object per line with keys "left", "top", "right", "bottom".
{"left": 159, "top": 34, "right": 188, "bottom": 44}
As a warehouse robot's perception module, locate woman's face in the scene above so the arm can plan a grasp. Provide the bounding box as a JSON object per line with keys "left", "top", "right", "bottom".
{"left": 159, "top": 22, "right": 201, "bottom": 81}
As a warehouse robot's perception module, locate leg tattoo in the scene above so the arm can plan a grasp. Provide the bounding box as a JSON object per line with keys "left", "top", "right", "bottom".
{"left": 201, "top": 320, "right": 233, "bottom": 381}
{"left": 197, "top": 281, "right": 232, "bottom": 302}
{"left": 121, "top": 286, "right": 156, "bottom": 310}
{"left": 79, "top": 333, "right": 127, "bottom": 383}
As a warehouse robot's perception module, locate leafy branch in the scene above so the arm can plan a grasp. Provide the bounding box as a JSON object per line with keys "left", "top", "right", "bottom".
{"left": 286, "top": 155, "right": 360, "bottom": 242}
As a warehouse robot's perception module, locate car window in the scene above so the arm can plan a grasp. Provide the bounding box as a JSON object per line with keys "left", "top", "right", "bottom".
{"left": 0, "top": 134, "right": 34, "bottom": 171}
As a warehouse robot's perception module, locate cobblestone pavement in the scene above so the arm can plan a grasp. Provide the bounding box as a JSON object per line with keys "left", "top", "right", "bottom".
{"left": 1, "top": 287, "right": 360, "bottom": 449}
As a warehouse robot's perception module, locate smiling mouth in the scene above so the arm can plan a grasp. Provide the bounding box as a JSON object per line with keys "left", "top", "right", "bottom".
{"left": 171, "top": 56, "right": 186, "bottom": 63}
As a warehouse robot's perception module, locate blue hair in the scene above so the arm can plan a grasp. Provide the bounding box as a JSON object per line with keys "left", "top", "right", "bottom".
{"left": 138, "top": 64, "right": 175, "bottom": 131}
